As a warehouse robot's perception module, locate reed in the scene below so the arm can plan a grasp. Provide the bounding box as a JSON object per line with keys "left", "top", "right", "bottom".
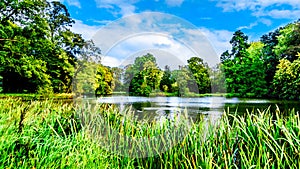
{"left": 0, "top": 98, "right": 299, "bottom": 168}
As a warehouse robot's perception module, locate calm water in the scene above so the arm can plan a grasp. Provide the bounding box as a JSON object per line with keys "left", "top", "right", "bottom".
{"left": 96, "top": 96, "right": 300, "bottom": 121}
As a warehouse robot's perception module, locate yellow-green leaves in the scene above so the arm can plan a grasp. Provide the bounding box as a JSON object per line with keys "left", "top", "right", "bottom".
{"left": 273, "top": 56, "right": 300, "bottom": 100}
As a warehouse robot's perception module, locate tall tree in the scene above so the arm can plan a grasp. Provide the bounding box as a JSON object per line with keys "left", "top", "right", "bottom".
{"left": 0, "top": 1, "right": 52, "bottom": 93}
{"left": 210, "top": 64, "right": 226, "bottom": 93}
{"left": 111, "top": 67, "right": 124, "bottom": 92}
{"left": 171, "top": 66, "right": 196, "bottom": 96}
{"left": 124, "top": 53, "right": 156, "bottom": 87}
{"left": 95, "top": 65, "right": 114, "bottom": 96}
{"left": 274, "top": 21, "right": 300, "bottom": 62}
{"left": 273, "top": 53, "right": 300, "bottom": 100}
{"left": 260, "top": 28, "right": 281, "bottom": 96}
{"left": 160, "top": 65, "right": 175, "bottom": 92}
{"left": 221, "top": 31, "right": 267, "bottom": 97}
{"left": 245, "top": 42, "right": 268, "bottom": 97}
{"left": 187, "top": 57, "right": 211, "bottom": 93}
{"left": 72, "top": 40, "right": 101, "bottom": 95}
{"left": 128, "top": 54, "right": 163, "bottom": 96}
{"left": 0, "top": 0, "right": 87, "bottom": 93}
{"left": 221, "top": 30, "right": 250, "bottom": 95}
{"left": 45, "top": 1, "right": 85, "bottom": 93}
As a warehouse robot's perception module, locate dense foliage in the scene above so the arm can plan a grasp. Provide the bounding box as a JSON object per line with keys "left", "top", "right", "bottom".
{"left": 221, "top": 20, "right": 300, "bottom": 100}
{"left": 126, "top": 54, "right": 211, "bottom": 96}
{"left": 0, "top": 0, "right": 84, "bottom": 93}
{"left": 1, "top": 1, "right": 300, "bottom": 100}
{"left": 273, "top": 53, "right": 300, "bottom": 100}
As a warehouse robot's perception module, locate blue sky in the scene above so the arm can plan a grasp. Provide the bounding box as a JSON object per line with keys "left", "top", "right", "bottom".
{"left": 54, "top": 0, "right": 300, "bottom": 67}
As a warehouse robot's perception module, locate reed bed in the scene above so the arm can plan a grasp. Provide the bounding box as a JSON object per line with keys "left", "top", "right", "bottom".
{"left": 0, "top": 98, "right": 299, "bottom": 168}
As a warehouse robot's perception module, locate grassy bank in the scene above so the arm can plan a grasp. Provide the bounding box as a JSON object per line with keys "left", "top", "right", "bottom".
{"left": 0, "top": 99, "right": 299, "bottom": 168}
{"left": 0, "top": 93, "right": 74, "bottom": 100}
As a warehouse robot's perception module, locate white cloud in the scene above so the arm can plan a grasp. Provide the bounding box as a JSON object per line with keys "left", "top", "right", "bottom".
{"left": 104, "top": 34, "right": 196, "bottom": 67}
{"left": 165, "top": 0, "right": 184, "bottom": 7}
{"left": 47, "top": 0, "right": 81, "bottom": 8}
{"left": 101, "top": 28, "right": 233, "bottom": 68}
{"left": 237, "top": 18, "right": 272, "bottom": 30}
{"left": 263, "top": 9, "right": 300, "bottom": 19}
{"left": 211, "top": 0, "right": 300, "bottom": 19}
{"left": 63, "top": 13, "right": 232, "bottom": 68}
{"left": 118, "top": 4, "right": 136, "bottom": 16}
{"left": 64, "top": 0, "right": 81, "bottom": 8}
{"left": 88, "top": 19, "right": 113, "bottom": 25}
{"left": 198, "top": 28, "right": 232, "bottom": 57}
{"left": 93, "top": 0, "right": 185, "bottom": 17}
{"left": 238, "top": 22, "right": 258, "bottom": 30}
{"left": 212, "top": 0, "right": 300, "bottom": 11}
{"left": 94, "top": 0, "right": 138, "bottom": 16}
{"left": 102, "top": 55, "right": 122, "bottom": 67}
{"left": 90, "top": 12, "right": 231, "bottom": 67}
{"left": 260, "top": 18, "right": 272, "bottom": 26}
{"left": 70, "top": 19, "right": 102, "bottom": 40}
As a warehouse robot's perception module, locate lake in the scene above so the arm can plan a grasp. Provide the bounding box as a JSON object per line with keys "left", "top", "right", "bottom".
{"left": 96, "top": 96, "right": 300, "bottom": 122}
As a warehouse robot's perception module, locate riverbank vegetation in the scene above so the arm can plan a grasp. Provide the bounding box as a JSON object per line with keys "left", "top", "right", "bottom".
{"left": 221, "top": 24, "right": 300, "bottom": 100}
{"left": 1, "top": 1, "right": 300, "bottom": 100}
{"left": 0, "top": 99, "right": 299, "bottom": 168}
{"left": 1, "top": 1, "right": 300, "bottom": 168}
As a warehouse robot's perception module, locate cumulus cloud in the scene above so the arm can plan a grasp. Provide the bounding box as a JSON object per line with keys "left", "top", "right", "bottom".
{"left": 165, "top": 0, "right": 184, "bottom": 7}
{"left": 94, "top": 0, "right": 138, "bottom": 16}
{"left": 70, "top": 19, "right": 101, "bottom": 40}
{"left": 101, "top": 55, "right": 122, "bottom": 67}
{"left": 104, "top": 34, "right": 196, "bottom": 67}
{"left": 237, "top": 18, "right": 272, "bottom": 30}
{"left": 211, "top": 0, "right": 300, "bottom": 19}
{"left": 89, "top": 12, "right": 231, "bottom": 67}
{"left": 263, "top": 9, "right": 300, "bottom": 19}
{"left": 198, "top": 28, "right": 232, "bottom": 57}
{"left": 64, "top": 13, "right": 233, "bottom": 68}
{"left": 93, "top": 0, "right": 186, "bottom": 16}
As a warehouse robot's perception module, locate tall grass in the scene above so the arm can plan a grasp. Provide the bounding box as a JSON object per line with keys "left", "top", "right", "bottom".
{"left": 0, "top": 98, "right": 299, "bottom": 168}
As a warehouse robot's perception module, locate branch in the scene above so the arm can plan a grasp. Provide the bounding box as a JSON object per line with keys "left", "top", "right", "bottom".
{"left": 0, "top": 39, "right": 17, "bottom": 42}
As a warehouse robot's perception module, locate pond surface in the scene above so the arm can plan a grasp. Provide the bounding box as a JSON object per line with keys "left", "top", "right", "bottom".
{"left": 96, "top": 96, "right": 300, "bottom": 121}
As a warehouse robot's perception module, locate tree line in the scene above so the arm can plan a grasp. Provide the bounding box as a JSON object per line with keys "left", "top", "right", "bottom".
{"left": 1, "top": 0, "right": 300, "bottom": 100}
{"left": 0, "top": 0, "right": 213, "bottom": 97}
{"left": 0, "top": 0, "right": 100, "bottom": 94}
{"left": 74, "top": 53, "right": 212, "bottom": 97}
{"left": 221, "top": 20, "right": 300, "bottom": 100}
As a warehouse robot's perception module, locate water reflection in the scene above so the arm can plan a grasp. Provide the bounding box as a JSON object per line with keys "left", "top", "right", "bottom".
{"left": 97, "top": 96, "right": 300, "bottom": 122}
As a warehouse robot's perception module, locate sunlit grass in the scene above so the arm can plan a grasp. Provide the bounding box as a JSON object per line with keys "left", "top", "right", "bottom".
{"left": 0, "top": 98, "right": 299, "bottom": 168}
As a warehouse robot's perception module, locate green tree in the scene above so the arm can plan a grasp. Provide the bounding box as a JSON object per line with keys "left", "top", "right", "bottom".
{"left": 245, "top": 42, "right": 268, "bottom": 97}
{"left": 171, "top": 66, "right": 196, "bottom": 96}
{"left": 160, "top": 65, "right": 175, "bottom": 92}
{"left": 128, "top": 54, "right": 163, "bottom": 96}
{"left": 124, "top": 53, "right": 156, "bottom": 87}
{"left": 187, "top": 57, "right": 211, "bottom": 93}
{"left": 273, "top": 53, "right": 300, "bottom": 100}
{"left": 210, "top": 64, "right": 226, "bottom": 93}
{"left": 95, "top": 65, "right": 114, "bottom": 96}
{"left": 45, "top": 1, "right": 85, "bottom": 93}
{"left": 111, "top": 67, "right": 124, "bottom": 92}
{"left": 0, "top": 0, "right": 86, "bottom": 93}
{"left": 74, "top": 61, "right": 99, "bottom": 96}
{"left": 0, "top": 10, "right": 52, "bottom": 93}
{"left": 274, "top": 21, "right": 300, "bottom": 62}
{"left": 221, "top": 30, "right": 250, "bottom": 95}
{"left": 221, "top": 31, "right": 267, "bottom": 97}
{"left": 72, "top": 40, "right": 101, "bottom": 95}
{"left": 260, "top": 28, "right": 281, "bottom": 96}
